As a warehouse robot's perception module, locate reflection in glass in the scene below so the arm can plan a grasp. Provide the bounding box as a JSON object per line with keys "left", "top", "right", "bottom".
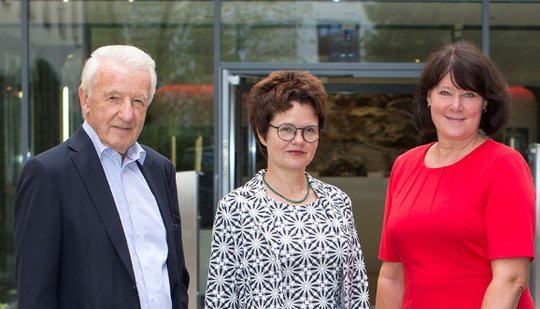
{"left": 221, "top": 1, "right": 482, "bottom": 63}
{"left": 0, "top": 0, "right": 22, "bottom": 304}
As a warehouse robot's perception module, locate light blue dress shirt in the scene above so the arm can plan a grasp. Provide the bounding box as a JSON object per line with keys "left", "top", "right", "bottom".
{"left": 83, "top": 121, "right": 172, "bottom": 309}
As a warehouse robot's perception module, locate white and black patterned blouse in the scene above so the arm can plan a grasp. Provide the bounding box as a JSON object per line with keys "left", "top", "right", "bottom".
{"left": 205, "top": 170, "right": 370, "bottom": 309}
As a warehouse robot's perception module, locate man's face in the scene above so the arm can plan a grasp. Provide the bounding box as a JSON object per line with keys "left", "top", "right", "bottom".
{"left": 79, "top": 60, "right": 151, "bottom": 154}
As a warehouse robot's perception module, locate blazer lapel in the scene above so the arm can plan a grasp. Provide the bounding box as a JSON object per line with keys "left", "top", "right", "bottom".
{"left": 68, "top": 128, "right": 137, "bottom": 283}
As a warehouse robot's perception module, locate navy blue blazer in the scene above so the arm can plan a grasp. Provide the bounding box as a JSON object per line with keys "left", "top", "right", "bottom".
{"left": 14, "top": 128, "right": 189, "bottom": 309}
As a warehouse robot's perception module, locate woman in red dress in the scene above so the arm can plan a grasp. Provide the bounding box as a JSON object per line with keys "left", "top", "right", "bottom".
{"left": 376, "top": 41, "right": 535, "bottom": 309}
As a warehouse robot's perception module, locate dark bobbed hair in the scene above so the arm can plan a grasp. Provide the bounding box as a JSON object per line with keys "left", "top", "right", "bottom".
{"left": 246, "top": 70, "right": 327, "bottom": 158}
{"left": 413, "top": 41, "right": 511, "bottom": 135}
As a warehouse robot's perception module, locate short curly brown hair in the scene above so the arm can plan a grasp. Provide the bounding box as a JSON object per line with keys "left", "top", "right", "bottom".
{"left": 246, "top": 71, "right": 327, "bottom": 158}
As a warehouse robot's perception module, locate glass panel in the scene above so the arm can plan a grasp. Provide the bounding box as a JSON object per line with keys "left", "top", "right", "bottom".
{"left": 0, "top": 0, "right": 21, "bottom": 305}
{"left": 361, "top": 1, "right": 482, "bottom": 62}
{"left": 27, "top": 1, "right": 215, "bottom": 168}
{"left": 221, "top": 1, "right": 482, "bottom": 63}
{"left": 490, "top": 2, "right": 540, "bottom": 156}
{"left": 310, "top": 78, "right": 424, "bottom": 176}
{"left": 28, "top": 2, "right": 83, "bottom": 155}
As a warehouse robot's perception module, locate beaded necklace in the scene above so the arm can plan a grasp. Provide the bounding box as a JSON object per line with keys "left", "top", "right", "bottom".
{"left": 263, "top": 174, "right": 311, "bottom": 204}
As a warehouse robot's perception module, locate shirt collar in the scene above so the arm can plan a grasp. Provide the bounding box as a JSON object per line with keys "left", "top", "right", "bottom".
{"left": 82, "top": 121, "right": 146, "bottom": 164}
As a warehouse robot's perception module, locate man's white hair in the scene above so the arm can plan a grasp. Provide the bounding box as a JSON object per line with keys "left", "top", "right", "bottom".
{"left": 80, "top": 45, "right": 157, "bottom": 101}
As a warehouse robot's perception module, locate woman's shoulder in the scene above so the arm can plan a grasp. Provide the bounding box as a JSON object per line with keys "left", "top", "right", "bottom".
{"left": 475, "top": 139, "right": 526, "bottom": 163}
{"left": 308, "top": 175, "right": 351, "bottom": 201}
{"left": 473, "top": 139, "right": 530, "bottom": 174}
{"left": 309, "top": 174, "right": 339, "bottom": 190}
{"left": 219, "top": 171, "right": 265, "bottom": 203}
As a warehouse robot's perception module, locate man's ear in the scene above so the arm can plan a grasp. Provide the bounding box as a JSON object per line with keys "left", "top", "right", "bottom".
{"left": 79, "top": 86, "right": 89, "bottom": 118}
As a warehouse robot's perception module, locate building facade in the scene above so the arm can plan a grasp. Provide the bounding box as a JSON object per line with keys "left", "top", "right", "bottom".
{"left": 1, "top": 0, "right": 539, "bottom": 307}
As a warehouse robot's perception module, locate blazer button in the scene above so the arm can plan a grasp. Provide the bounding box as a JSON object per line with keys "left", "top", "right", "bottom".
{"left": 132, "top": 284, "right": 137, "bottom": 291}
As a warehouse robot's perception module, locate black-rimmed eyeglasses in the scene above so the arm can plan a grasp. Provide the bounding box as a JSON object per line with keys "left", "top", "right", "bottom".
{"left": 268, "top": 123, "right": 320, "bottom": 143}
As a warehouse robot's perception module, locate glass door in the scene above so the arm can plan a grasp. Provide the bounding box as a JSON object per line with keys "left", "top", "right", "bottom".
{"left": 215, "top": 65, "right": 424, "bottom": 303}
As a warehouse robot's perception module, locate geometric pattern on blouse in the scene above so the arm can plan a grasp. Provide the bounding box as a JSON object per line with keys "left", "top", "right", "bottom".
{"left": 205, "top": 170, "right": 370, "bottom": 309}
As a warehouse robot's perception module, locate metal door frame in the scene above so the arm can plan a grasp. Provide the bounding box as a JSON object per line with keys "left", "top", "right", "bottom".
{"left": 528, "top": 144, "right": 540, "bottom": 302}
{"left": 214, "top": 62, "right": 423, "bottom": 202}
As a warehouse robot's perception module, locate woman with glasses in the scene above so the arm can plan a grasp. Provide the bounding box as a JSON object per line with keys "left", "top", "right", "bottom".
{"left": 205, "top": 70, "right": 370, "bottom": 309}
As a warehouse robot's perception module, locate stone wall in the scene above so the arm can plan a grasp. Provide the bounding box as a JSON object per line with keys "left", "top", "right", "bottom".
{"left": 310, "top": 93, "right": 430, "bottom": 177}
